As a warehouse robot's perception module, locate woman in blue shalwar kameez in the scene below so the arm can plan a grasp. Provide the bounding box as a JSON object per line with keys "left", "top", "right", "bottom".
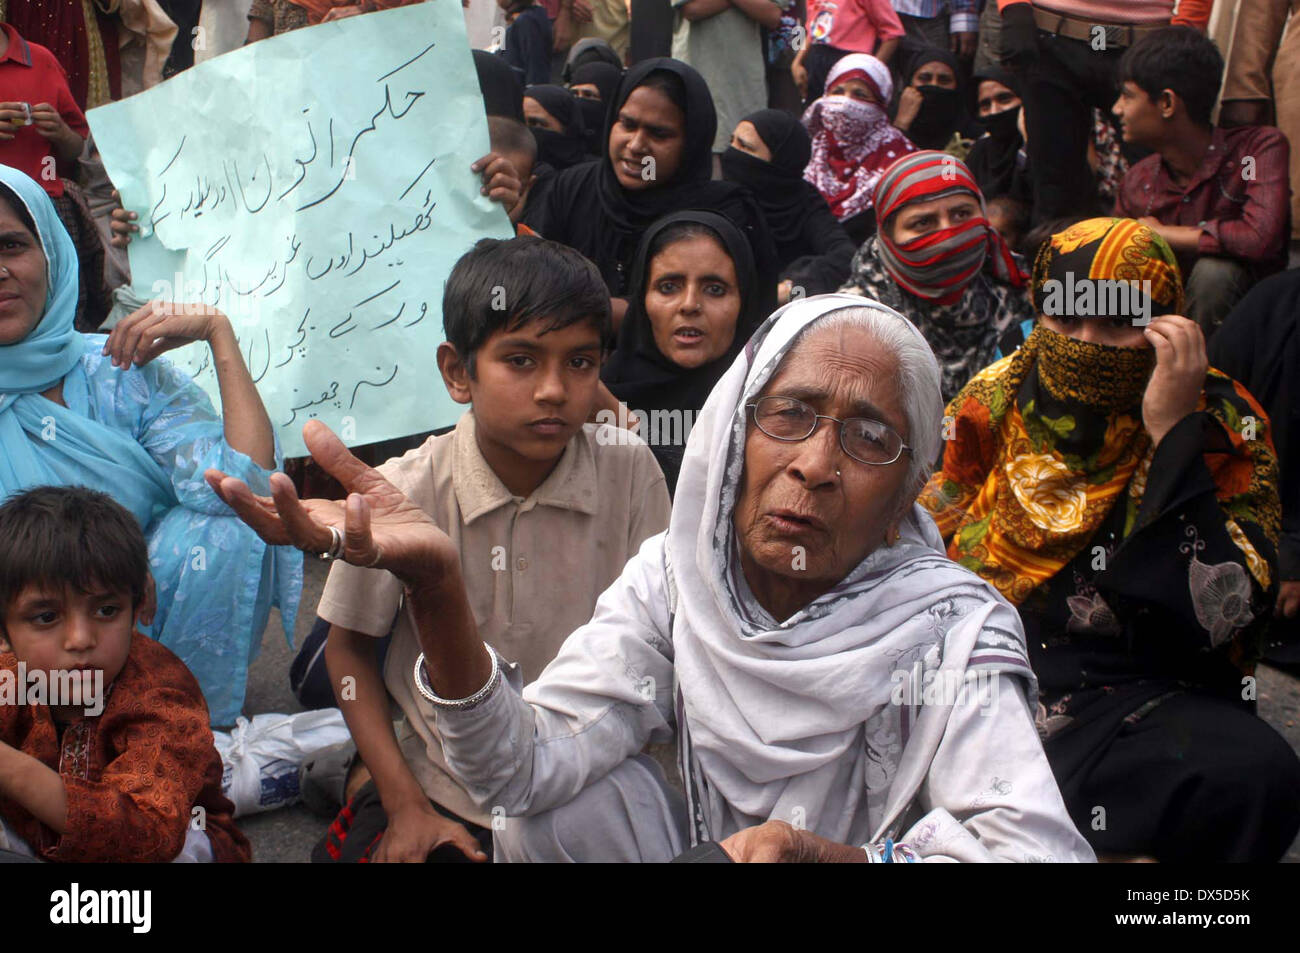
{"left": 0, "top": 165, "right": 300, "bottom": 726}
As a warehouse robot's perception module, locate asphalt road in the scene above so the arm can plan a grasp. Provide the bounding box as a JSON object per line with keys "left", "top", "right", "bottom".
{"left": 239, "top": 558, "right": 1300, "bottom": 863}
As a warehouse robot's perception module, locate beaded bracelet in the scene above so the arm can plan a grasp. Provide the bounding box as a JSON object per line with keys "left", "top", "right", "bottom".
{"left": 862, "top": 838, "right": 919, "bottom": 863}
{"left": 413, "top": 644, "right": 500, "bottom": 711}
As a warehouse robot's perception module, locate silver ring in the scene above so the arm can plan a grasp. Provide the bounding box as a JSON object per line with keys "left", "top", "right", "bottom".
{"left": 318, "top": 524, "right": 344, "bottom": 561}
{"left": 362, "top": 544, "right": 383, "bottom": 569}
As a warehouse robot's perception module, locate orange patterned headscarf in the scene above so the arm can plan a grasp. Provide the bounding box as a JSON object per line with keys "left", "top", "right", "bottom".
{"left": 919, "top": 219, "right": 1277, "bottom": 604}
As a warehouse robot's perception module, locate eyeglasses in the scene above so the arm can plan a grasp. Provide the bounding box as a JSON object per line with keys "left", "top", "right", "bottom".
{"left": 746, "top": 396, "right": 912, "bottom": 466}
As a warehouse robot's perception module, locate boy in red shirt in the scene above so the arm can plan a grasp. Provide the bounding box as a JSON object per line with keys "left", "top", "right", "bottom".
{"left": 1113, "top": 26, "right": 1291, "bottom": 333}
{"left": 0, "top": 23, "right": 88, "bottom": 200}
{"left": 0, "top": 487, "right": 249, "bottom": 863}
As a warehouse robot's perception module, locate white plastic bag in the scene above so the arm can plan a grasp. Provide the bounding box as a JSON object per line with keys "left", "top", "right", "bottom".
{"left": 213, "top": 709, "right": 351, "bottom": 817}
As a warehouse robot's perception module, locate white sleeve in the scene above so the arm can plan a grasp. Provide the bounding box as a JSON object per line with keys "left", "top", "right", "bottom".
{"left": 436, "top": 534, "right": 677, "bottom": 817}
{"left": 898, "top": 674, "right": 1096, "bottom": 863}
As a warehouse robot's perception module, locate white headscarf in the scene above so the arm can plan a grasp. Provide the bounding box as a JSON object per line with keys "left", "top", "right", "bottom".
{"left": 668, "top": 294, "right": 1036, "bottom": 845}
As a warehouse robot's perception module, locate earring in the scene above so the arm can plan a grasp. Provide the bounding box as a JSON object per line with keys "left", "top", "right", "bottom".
{"left": 836, "top": 469, "right": 841, "bottom": 477}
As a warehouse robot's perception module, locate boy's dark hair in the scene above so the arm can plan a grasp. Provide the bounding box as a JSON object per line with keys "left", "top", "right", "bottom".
{"left": 442, "top": 236, "right": 611, "bottom": 377}
{"left": 0, "top": 486, "right": 149, "bottom": 617}
{"left": 1117, "top": 26, "right": 1224, "bottom": 128}
{"left": 487, "top": 116, "right": 538, "bottom": 168}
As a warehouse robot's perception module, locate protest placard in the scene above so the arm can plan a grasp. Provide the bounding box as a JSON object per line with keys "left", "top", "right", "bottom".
{"left": 89, "top": 3, "right": 513, "bottom": 456}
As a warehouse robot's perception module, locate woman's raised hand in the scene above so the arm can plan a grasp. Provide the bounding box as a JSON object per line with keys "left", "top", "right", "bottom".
{"left": 1141, "top": 314, "right": 1208, "bottom": 447}
{"left": 204, "top": 420, "right": 458, "bottom": 587}
{"left": 103, "top": 301, "right": 231, "bottom": 368}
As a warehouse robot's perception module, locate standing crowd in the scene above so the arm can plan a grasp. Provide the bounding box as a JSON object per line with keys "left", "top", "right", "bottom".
{"left": 0, "top": 0, "right": 1298, "bottom": 864}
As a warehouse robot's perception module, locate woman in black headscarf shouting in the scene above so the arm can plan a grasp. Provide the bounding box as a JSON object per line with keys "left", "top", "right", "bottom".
{"left": 521, "top": 57, "right": 776, "bottom": 323}
{"left": 721, "top": 108, "right": 856, "bottom": 300}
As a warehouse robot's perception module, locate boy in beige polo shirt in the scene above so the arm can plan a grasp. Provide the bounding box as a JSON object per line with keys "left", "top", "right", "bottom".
{"left": 314, "top": 237, "right": 670, "bottom": 863}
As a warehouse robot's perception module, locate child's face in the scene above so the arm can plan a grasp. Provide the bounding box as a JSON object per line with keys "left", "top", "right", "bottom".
{"left": 447, "top": 317, "right": 604, "bottom": 464}
{"left": 1, "top": 583, "right": 135, "bottom": 702}
{"left": 1112, "top": 81, "right": 1164, "bottom": 146}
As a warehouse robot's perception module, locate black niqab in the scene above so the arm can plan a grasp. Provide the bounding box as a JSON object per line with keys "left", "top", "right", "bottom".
{"left": 569, "top": 62, "right": 624, "bottom": 153}
{"left": 525, "top": 85, "right": 594, "bottom": 169}
{"left": 966, "top": 65, "right": 1027, "bottom": 200}
{"left": 899, "top": 47, "right": 969, "bottom": 150}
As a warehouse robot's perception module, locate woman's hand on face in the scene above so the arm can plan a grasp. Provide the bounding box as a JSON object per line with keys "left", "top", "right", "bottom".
{"left": 204, "top": 420, "right": 459, "bottom": 588}
{"left": 109, "top": 190, "right": 139, "bottom": 248}
{"left": 103, "top": 302, "right": 228, "bottom": 368}
{"left": 895, "top": 86, "right": 923, "bottom": 129}
{"left": 471, "top": 152, "right": 522, "bottom": 215}
{"left": 1141, "top": 314, "right": 1207, "bottom": 447}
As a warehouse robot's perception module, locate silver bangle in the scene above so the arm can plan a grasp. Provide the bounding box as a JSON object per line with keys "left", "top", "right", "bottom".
{"left": 413, "top": 644, "right": 500, "bottom": 710}
{"left": 319, "top": 524, "right": 344, "bottom": 561}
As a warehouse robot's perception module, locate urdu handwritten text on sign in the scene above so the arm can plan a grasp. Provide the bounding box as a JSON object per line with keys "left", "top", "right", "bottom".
{"left": 89, "top": 3, "right": 513, "bottom": 456}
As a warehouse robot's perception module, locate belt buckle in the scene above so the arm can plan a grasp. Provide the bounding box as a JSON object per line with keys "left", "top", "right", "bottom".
{"left": 1101, "top": 24, "right": 1127, "bottom": 48}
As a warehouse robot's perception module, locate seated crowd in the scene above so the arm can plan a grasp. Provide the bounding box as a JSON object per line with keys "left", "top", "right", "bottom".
{"left": 0, "top": 2, "right": 1298, "bottom": 864}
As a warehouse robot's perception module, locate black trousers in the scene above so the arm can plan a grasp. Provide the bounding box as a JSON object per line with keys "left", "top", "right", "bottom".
{"left": 1020, "top": 31, "right": 1125, "bottom": 223}
{"left": 802, "top": 43, "right": 851, "bottom": 110}
{"left": 312, "top": 781, "right": 493, "bottom": 863}
{"left": 1046, "top": 691, "right": 1300, "bottom": 862}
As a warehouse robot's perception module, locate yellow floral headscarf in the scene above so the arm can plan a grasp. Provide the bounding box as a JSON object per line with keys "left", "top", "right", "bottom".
{"left": 919, "top": 219, "right": 1278, "bottom": 604}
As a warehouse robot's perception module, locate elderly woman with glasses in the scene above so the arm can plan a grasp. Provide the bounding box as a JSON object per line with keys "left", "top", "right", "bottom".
{"left": 208, "top": 294, "right": 1094, "bottom": 863}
